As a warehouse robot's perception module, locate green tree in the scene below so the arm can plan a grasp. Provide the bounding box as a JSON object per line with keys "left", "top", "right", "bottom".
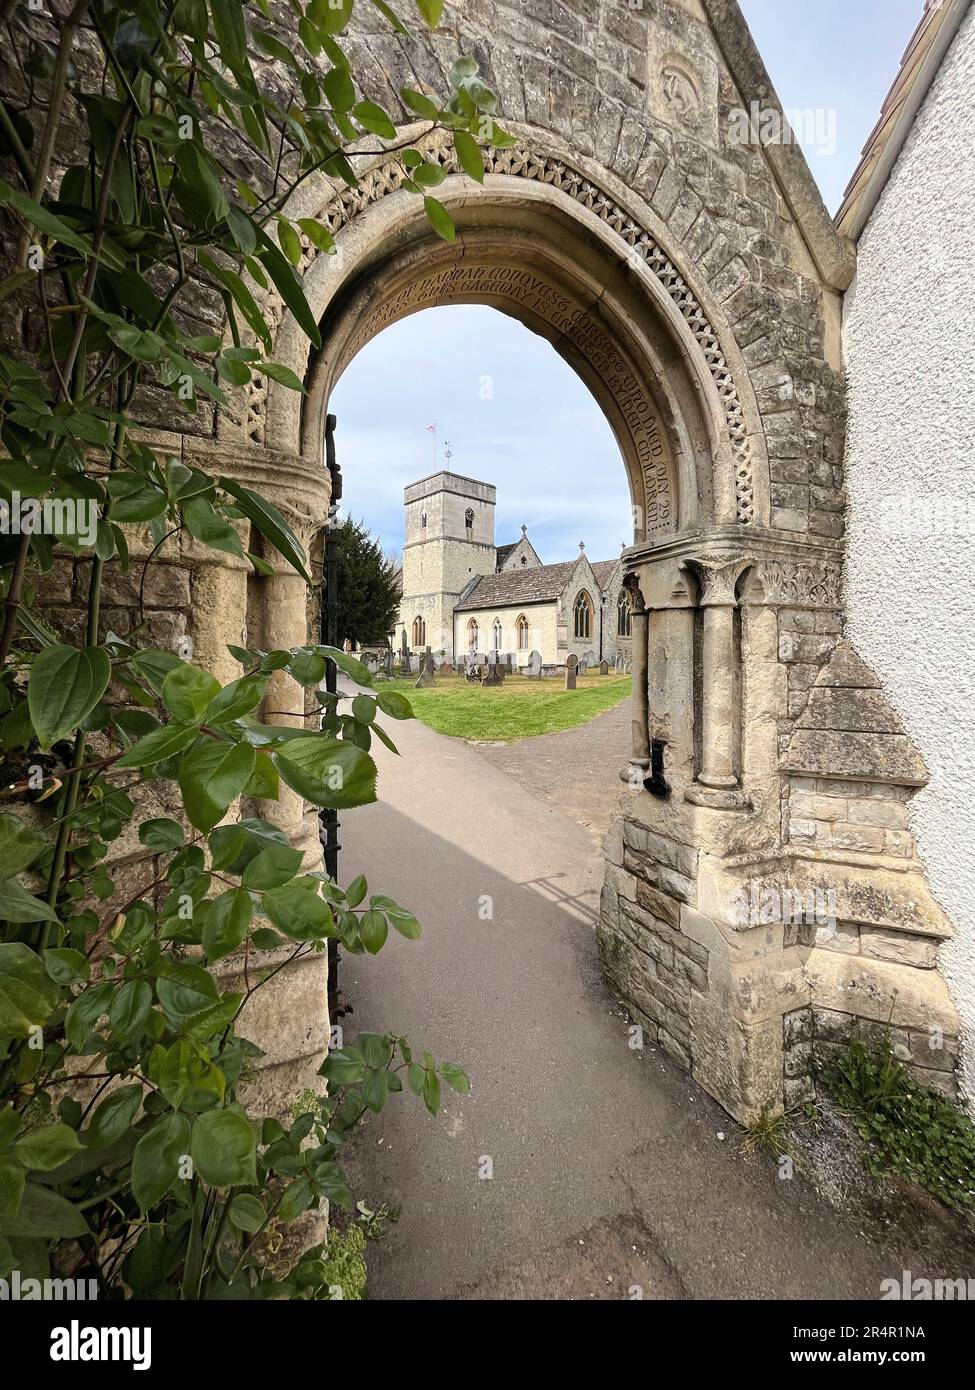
{"left": 0, "top": 0, "right": 488, "bottom": 1299}
{"left": 333, "top": 517, "right": 401, "bottom": 648}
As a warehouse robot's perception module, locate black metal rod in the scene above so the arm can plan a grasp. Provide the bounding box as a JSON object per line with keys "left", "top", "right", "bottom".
{"left": 322, "top": 414, "right": 343, "bottom": 1010}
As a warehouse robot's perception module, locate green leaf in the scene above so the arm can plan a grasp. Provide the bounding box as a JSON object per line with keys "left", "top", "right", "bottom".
{"left": 178, "top": 740, "right": 257, "bottom": 832}
{"left": 132, "top": 1113, "right": 191, "bottom": 1212}
{"left": 288, "top": 650, "right": 327, "bottom": 687}
{"left": 0, "top": 180, "right": 90, "bottom": 255}
{"left": 401, "top": 88, "right": 440, "bottom": 120}
{"left": 440, "top": 1062, "right": 470, "bottom": 1094}
{"left": 13, "top": 1123, "right": 82, "bottom": 1172}
{"left": 162, "top": 664, "right": 221, "bottom": 724}
{"left": 218, "top": 477, "right": 311, "bottom": 583}
{"left": 0, "top": 878, "right": 59, "bottom": 924}
{"left": 261, "top": 882, "right": 333, "bottom": 941}
{"left": 323, "top": 65, "right": 356, "bottom": 111}
{"left": 353, "top": 99, "right": 397, "bottom": 138}
{"left": 345, "top": 874, "right": 367, "bottom": 908}
{"left": 206, "top": 673, "right": 269, "bottom": 725}
{"left": 0, "top": 1156, "right": 25, "bottom": 1219}
{"left": 423, "top": 195, "right": 455, "bottom": 242}
{"left": 351, "top": 694, "right": 375, "bottom": 724}
{"left": 414, "top": 0, "right": 444, "bottom": 30}
{"left": 276, "top": 216, "right": 302, "bottom": 266}
{"left": 454, "top": 129, "right": 484, "bottom": 183}
{"left": 376, "top": 690, "right": 414, "bottom": 720}
{"left": 28, "top": 644, "right": 112, "bottom": 751}
{"left": 387, "top": 906, "right": 421, "bottom": 940}
{"left": 43, "top": 948, "right": 89, "bottom": 986}
{"left": 63, "top": 983, "right": 113, "bottom": 1051}
{"left": 139, "top": 818, "right": 185, "bottom": 852}
{"left": 359, "top": 909, "right": 388, "bottom": 954}
{"left": 85, "top": 1085, "right": 142, "bottom": 1149}
{"left": 228, "top": 1192, "right": 266, "bottom": 1233}
{"left": 316, "top": 645, "right": 374, "bottom": 687}
{"left": 156, "top": 962, "right": 220, "bottom": 1027}
{"left": 0, "top": 814, "right": 46, "bottom": 880}
{"left": 203, "top": 889, "right": 252, "bottom": 962}
{"left": 241, "top": 842, "right": 303, "bottom": 891}
{"left": 260, "top": 361, "right": 305, "bottom": 392}
{"left": 109, "top": 979, "right": 152, "bottom": 1039}
{"left": 0, "top": 943, "right": 59, "bottom": 1038}
{"left": 115, "top": 724, "right": 198, "bottom": 769}
{"left": 254, "top": 228, "right": 321, "bottom": 350}
{"left": 422, "top": 1066, "right": 441, "bottom": 1115}
{"left": 275, "top": 737, "right": 377, "bottom": 809}
{"left": 0, "top": 1182, "right": 89, "bottom": 1238}
{"left": 296, "top": 217, "right": 334, "bottom": 254}
{"left": 190, "top": 1110, "right": 257, "bottom": 1188}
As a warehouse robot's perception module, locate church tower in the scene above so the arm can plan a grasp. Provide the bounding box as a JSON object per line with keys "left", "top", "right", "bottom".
{"left": 397, "top": 471, "right": 497, "bottom": 658}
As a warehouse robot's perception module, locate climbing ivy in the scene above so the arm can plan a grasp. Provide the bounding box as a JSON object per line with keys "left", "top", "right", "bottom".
{"left": 0, "top": 0, "right": 495, "bottom": 1297}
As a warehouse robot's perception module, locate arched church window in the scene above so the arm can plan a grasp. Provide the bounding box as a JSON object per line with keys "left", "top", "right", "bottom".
{"left": 617, "top": 589, "right": 632, "bottom": 638}
{"left": 520, "top": 555, "right": 526, "bottom": 565}
{"left": 465, "top": 508, "right": 474, "bottom": 536}
{"left": 412, "top": 616, "right": 425, "bottom": 647}
{"left": 516, "top": 615, "right": 530, "bottom": 650}
{"left": 492, "top": 618, "right": 502, "bottom": 651}
{"left": 420, "top": 510, "right": 427, "bottom": 529}
{"left": 467, "top": 618, "right": 479, "bottom": 653}
{"left": 574, "top": 590, "right": 593, "bottom": 641}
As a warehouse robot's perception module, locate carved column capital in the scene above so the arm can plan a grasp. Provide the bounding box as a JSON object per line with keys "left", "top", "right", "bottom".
{"left": 681, "top": 554, "right": 753, "bottom": 607}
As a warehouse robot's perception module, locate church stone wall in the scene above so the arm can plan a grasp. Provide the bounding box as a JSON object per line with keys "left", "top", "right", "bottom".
{"left": 842, "top": 9, "right": 975, "bottom": 1101}
{"left": 454, "top": 601, "right": 560, "bottom": 665}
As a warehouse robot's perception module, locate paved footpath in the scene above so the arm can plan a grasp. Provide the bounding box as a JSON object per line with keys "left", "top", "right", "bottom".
{"left": 338, "top": 704, "right": 928, "bottom": 1300}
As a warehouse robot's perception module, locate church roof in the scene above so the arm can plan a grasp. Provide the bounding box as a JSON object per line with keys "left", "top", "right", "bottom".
{"left": 454, "top": 556, "right": 619, "bottom": 612}
{"left": 495, "top": 542, "right": 518, "bottom": 568}
{"left": 836, "top": 0, "right": 969, "bottom": 240}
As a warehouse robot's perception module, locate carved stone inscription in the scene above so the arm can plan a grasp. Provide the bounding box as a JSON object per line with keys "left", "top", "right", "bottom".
{"left": 338, "top": 262, "right": 675, "bottom": 538}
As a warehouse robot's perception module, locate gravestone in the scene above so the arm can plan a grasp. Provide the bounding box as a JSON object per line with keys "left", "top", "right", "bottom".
{"left": 599, "top": 659, "right": 609, "bottom": 675}
{"left": 527, "top": 650, "right": 542, "bottom": 681}
{"left": 615, "top": 652, "right": 624, "bottom": 673}
{"left": 415, "top": 647, "right": 436, "bottom": 687}
{"left": 481, "top": 655, "right": 504, "bottom": 687}
{"left": 565, "top": 653, "right": 578, "bottom": 691}
{"left": 578, "top": 656, "right": 588, "bottom": 675}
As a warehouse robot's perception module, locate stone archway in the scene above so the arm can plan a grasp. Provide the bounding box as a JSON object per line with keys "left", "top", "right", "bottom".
{"left": 181, "top": 3, "right": 961, "bottom": 1125}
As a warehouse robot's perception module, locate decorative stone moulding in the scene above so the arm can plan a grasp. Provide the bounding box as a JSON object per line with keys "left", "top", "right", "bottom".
{"left": 242, "top": 143, "right": 758, "bottom": 527}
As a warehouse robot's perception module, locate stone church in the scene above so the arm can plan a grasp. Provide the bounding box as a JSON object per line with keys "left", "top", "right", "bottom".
{"left": 392, "top": 470, "right": 632, "bottom": 667}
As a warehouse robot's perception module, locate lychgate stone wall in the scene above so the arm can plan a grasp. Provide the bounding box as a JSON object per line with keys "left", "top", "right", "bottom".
{"left": 234, "top": 0, "right": 961, "bottom": 1124}
{"left": 17, "top": 1, "right": 966, "bottom": 1128}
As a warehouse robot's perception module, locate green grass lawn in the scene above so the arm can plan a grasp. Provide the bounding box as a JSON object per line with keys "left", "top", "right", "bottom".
{"left": 380, "top": 672, "right": 630, "bottom": 742}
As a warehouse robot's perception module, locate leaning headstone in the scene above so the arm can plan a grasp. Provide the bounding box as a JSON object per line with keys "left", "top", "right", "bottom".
{"left": 578, "top": 656, "right": 588, "bottom": 675}
{"left": 414, "top": 648, "right": 435, "bottom": 686}
{"left": 527, "top": 650, "right": 542, "bottom": 680}
{"left": 564, "top": 653, "right": 578, "bottom": 690}
{"left": 615, "top": 652, "right": 624, "bottom": 673}
{"left": 599, "top": 658, "right": 609, "bottom": 676}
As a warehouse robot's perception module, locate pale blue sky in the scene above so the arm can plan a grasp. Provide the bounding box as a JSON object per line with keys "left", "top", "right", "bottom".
{"left": 332, "top": 1, "right": 923, "bottom": 563}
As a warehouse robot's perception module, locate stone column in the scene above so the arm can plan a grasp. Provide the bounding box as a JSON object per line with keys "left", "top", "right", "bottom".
{"left": 622, "top": 574, "right": 651, "bottom": 783}
{"left": 685, "top": 556, "right": 751, "bottom": 790}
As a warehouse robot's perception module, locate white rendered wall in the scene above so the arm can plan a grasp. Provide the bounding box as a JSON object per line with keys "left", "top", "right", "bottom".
{"left": 842, "top": 10, "right": 975, "bottom": 1101}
